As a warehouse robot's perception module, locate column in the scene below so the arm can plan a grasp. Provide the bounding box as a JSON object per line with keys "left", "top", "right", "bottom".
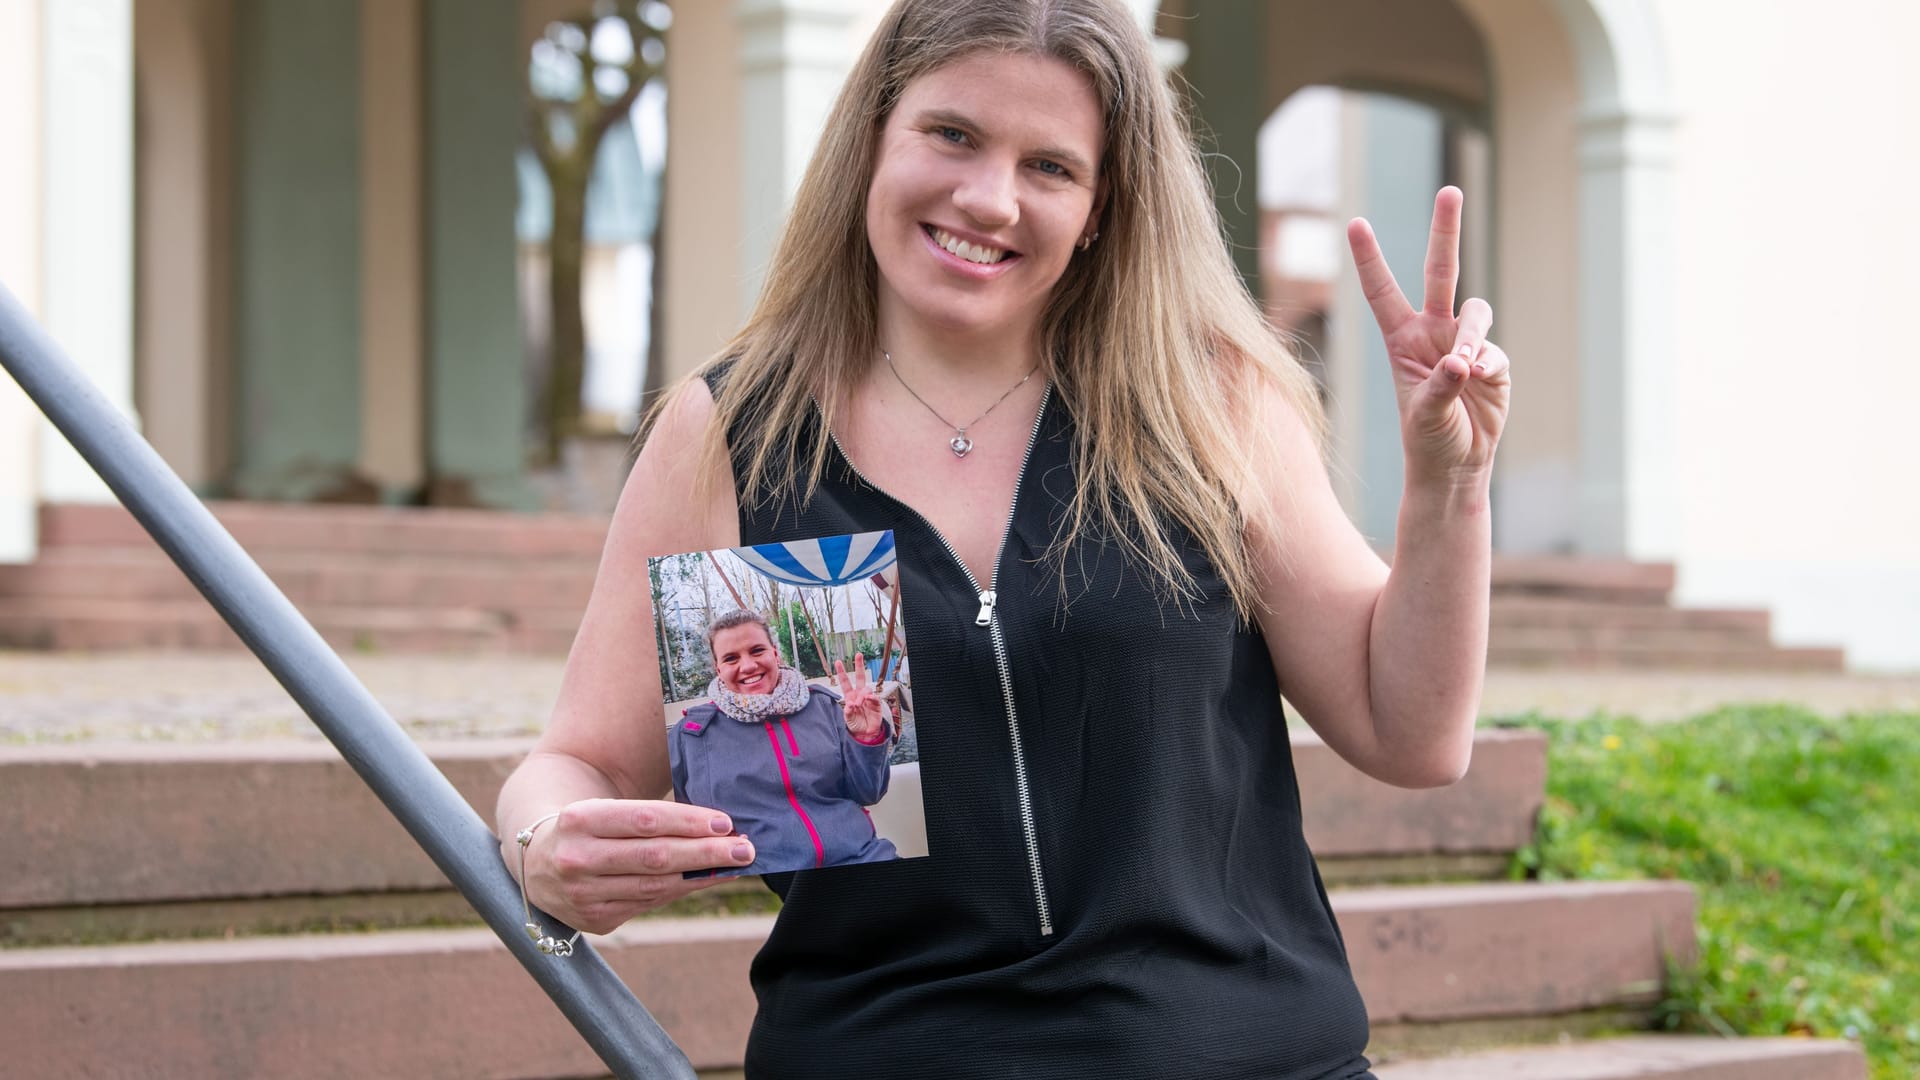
{"left": 1575, "top": 107, "right": 1678, "bottom": 558}
{"left": 230, "top": 0, "right": 366, "bottom": 500}
{"left": 734, "top": 0, "right": 864, "bottom": 314}
{"left": 423, "top": 0, "right": 530, "bottom": 508}
{"left": 134, "top": 0, "right": 235, "bottom": 495}
{"left": 1548, "top": 0, "right": 1679, "bottom": 559}
{"left": 361, "top": 0, "right": 426, "bottom": 501}
{"left": 1179, "top": 0, "right": 1266, "bottom": 298}
{"left": 1352, "top": 96, "right": 1444, "bottom": 546}
{"left": 40, "top": 0, "right": 135, "bottom": 505}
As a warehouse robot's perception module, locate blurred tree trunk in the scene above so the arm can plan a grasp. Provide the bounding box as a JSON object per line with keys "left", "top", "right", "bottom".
{"left": 545, "top": 153, "right": 590, "bottom": 464}
{"left": 528, "top": 6, "right": 661, "bottom": 465}
{"left": 642, "top": 172, "right": 668, "bottom": 412}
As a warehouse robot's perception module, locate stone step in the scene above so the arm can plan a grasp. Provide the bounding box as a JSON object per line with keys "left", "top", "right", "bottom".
{"left": 1490, "top": 622, "right": 1774, "bottom": 653}
{"left": 1488, "top": 556, "right": 1674, "bottom": 602}
{"left": 0, "top": 596, "right": 520, "bottom": 652}
{"left": 0, "top": 741, "right": 521, "bottom": 912}
{"left": 0, "top": 917, "right": 770, "bottom": 1078}
{"left": 24, "top": 507, "right": 1675, "bottom": 601}
{"left": 0, "top": 880, "right": 1695, "bottom": 1079}
{"left": 46, "top": 504, "right": 1667, "bottom": 593}
{"left": 0, "top": 551, "right": 1760, "bottom": 635}
{"left": 1372, "top": 1034, "right": 1867, "bottom": 1079}
{"left": 0, "top": 545, "right": 1766, "bottom": 645}
{"left": 1340, "top": 881, "right": 1695, "bottom": 1026}
{"left": 0, "top": 591, "right": 1813, "bottom": 666}
{"left": 9, "top": 505, "right": 1839, "bottom": 665}
{"left": 0, "top": 729, "right": 1546, "bottom": 933}
{"left": 1489, "top": 595, "right": 1772, "bottom": 635}
{"left": 1489, "top": 635, "right": 1847, "bottom": 672}
{"left": 1297, "top": 727, "right": 1545, "bottom": 884}
{"left": 0, "top": 547, "right": 599, "bottom": 610}
{"left": 37, "top": 501, "right": 610, "bottom": 559}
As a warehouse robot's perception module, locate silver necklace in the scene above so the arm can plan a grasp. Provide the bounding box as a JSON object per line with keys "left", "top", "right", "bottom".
{"left": 883, "top": 350, "right": 1038, "bottom": 458}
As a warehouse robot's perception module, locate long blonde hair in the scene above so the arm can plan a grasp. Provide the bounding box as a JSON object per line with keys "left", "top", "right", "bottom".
{"left": 669, "top": 0, "right": 1325, "bottom": 619}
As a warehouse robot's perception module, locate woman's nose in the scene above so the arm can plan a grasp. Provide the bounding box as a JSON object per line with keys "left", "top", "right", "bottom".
{"left": 951, "top": 159, "right": 1019, "bottom": 228}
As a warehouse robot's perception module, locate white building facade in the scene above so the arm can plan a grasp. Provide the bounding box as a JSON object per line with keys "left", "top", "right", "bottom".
{"left": 2, "top": 0, "right": 1915, "bottom": 668}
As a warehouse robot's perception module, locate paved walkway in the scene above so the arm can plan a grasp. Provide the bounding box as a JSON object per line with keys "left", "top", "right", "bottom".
{"left": 3, "top": 650, "right": 1918, "bottom": 745}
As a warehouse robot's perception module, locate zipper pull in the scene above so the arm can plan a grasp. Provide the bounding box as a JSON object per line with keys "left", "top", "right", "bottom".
{"left": 974, "top": 590, "right": 997, "bottom": 626}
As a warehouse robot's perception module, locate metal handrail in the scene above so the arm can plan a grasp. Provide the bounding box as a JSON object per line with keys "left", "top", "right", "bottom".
{"left": 0, "top": 283, "right": 694, "bottom": 1080}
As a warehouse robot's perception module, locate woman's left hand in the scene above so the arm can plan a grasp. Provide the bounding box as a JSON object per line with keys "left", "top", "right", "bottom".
{"left": 833, "top": 654, "right": 887, "bottom": 742}
{"left": 1347, "top": 186, "right": 1510, "bottom": 486}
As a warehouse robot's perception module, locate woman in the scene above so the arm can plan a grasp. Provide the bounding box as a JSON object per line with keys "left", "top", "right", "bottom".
{"left": 497, "top": 0, "right": 1508, "bottom": 1076}
{"left": 670, "top": 609, "right": 897, "bottom": 876}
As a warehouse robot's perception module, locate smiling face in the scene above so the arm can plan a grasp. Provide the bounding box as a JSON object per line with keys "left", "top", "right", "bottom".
{"left": 865, "top": 50, "right": 1107, "bottom": 347}
{"left": 711, "top": 622, "right": 781, "bottom": 695}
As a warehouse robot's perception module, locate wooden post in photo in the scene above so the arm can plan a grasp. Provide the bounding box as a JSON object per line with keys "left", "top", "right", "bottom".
{"left": 879, "top": 578, "right": 902, "bottom": 682}
{"left": 703, "top": 550, "right": 749, "bottom": 610}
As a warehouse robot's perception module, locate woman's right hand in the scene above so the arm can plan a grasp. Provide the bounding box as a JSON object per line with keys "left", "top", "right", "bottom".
{"left": 516, "top": 798, "right": 757, "bottom": 935}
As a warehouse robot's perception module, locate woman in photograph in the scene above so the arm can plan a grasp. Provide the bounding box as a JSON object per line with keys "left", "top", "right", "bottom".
{"left": 498, "top": 0, "right": 1508, "bottom": 1076}
{"left": 669, "top": 609, "right": 897, "bottom": 876}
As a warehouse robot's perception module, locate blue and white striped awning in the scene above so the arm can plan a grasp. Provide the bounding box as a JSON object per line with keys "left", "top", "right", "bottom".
{"left": 729, "top": 530, "right": 896, "bottom": 588}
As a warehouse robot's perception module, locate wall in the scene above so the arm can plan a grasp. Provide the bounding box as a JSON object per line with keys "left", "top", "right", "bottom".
{"left": 1653, "top": 0, "right": 1920, "bottom": 668}
{"left": 660, "top": 1, "right": 743, "bottom": 388}
{"left": 0, "top": 0, "right": 44, "bottom": 560}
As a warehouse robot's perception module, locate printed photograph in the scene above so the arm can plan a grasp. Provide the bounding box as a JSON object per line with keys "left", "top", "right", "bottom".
{"left": 648, "top": 530, "right": 926, "bottom": 877}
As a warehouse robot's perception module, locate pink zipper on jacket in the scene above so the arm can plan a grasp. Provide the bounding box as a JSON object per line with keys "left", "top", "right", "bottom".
{"left": 765, "top": 717, "right": 825, "bottom": 867}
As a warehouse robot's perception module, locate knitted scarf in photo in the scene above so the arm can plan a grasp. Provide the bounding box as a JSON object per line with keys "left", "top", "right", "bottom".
{"left": 707, "top": 666, "right": 811, "bottom": 724}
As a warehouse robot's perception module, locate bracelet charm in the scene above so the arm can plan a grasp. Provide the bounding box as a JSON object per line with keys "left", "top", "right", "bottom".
{"left": 515, "top": 812, "right": 582, "bottom": 958}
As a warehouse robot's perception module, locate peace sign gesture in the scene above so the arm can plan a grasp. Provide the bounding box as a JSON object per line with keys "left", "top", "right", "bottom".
{"left": 1347, "top": 186, "right": 1510, "bottom": 485}
{"left": 832, "top": 654, "right": 889, "bottom": 743}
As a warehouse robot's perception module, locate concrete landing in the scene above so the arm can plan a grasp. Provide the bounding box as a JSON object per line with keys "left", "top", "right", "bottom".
{"left": 3, "top": 651, "right": 1915, "bottom": 746}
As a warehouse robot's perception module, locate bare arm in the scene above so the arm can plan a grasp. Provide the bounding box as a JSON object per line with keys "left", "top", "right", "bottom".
{"left": 494, "top": 376, "right": 752, "bottom": 932}
{"left": 1247, "top": 187, "right": 1509, "bottom": 789}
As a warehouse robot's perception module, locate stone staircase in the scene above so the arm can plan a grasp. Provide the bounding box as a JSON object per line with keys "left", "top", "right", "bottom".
{"left": 0, "top": 502, "right": 1846, "bottom": 669}
{"left": 0, "top": 731, "right": 1867, "bottom": 1077}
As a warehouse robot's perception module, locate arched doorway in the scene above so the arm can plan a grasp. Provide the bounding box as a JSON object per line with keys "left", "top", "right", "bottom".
{"left": 1156, "top": 0, "right": 1672, "bottom": 558}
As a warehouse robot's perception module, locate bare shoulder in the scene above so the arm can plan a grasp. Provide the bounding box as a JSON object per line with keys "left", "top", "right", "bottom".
{"left": 608, "top": 374, "right": 740, "bottom": 560}
{"left": 1228, "top": 364, "right": 1344, "bottom": 554}
{"left": 1236, "top": 369, "right": 1391, "bottom": 770}
{"left": 535, "top": 375, "right": 741, "bottom": 797}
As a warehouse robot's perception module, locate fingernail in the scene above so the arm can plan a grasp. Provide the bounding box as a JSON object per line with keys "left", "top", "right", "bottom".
{"left": 711, "top": 816, "right": 732, "bottom": 834}
{"left": 732, "top": 842, "right": 753, "bottom": 862}
{"left": 1471, "top": 362, "right": 1487, "bottom": 375}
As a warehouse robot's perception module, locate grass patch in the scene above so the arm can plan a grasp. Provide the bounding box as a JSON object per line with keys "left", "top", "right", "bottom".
{"left": 1507, "top": 706, "right": 1918, "bottom": 1079}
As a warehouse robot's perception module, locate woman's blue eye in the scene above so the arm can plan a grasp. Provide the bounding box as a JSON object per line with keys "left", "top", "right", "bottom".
{"left": 937, "top": 126, "right": 966, "bottom": 143}
{"left": 1035, "top": 160, "right": 1066, "bottom": 177}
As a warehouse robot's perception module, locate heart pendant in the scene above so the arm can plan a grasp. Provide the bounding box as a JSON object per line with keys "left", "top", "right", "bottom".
{"left": 949, "top": 435, "right": 974, "bottom": 458}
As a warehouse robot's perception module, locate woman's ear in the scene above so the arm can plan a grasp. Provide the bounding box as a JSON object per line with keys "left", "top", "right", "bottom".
{"left": 1086, "top": 176, "right": 1109, "bottom": 234}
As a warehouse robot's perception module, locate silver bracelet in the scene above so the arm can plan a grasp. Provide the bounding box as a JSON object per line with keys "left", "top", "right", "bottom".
{"left": 515, "top": 811, "right": 583, "bottom": 957}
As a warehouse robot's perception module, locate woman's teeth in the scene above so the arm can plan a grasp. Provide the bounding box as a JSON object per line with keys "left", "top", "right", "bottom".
{"left": 930, "top": 227, "right": 1008, "bottom": 265}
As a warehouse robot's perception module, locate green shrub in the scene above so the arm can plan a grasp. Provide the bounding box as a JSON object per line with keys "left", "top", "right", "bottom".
{"left": 1509, "top": 706, "right": 1918, "bottom": 1079}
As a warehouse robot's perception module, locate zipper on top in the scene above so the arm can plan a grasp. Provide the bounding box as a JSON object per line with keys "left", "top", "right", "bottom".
{"left": 825, "top": 386, "right": 1056, "bottom": 937}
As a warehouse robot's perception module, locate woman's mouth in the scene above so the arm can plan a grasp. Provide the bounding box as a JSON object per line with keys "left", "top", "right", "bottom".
{"left": 924, "top": 225, "right": 1015, "bottom": 265}
{"left": 736, "top": 669, "right": 768, "bottom": 692}
{"left": 920, "top": 225, "right": 1024, "bottom": 278}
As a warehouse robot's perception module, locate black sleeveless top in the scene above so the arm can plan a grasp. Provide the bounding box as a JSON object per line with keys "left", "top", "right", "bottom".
{"left": 710, "top": 369, "right": 1372, "bottom": 1080}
